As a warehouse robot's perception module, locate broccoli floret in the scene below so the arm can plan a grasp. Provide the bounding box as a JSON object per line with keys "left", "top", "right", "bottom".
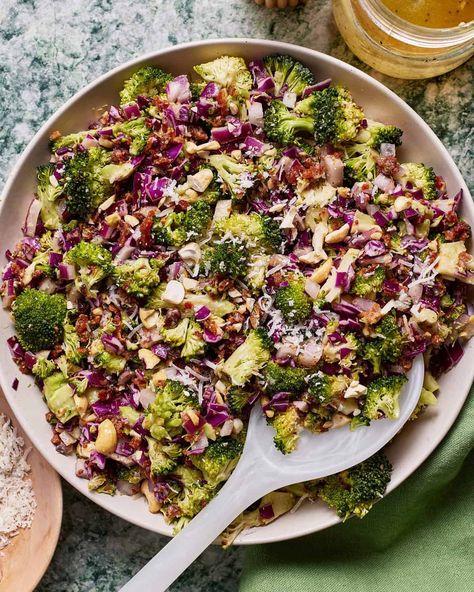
{"left": 119, "top": 66, "right": 173, "bottom": 105}
{"left": 147, "top": 437, "right": 177, "bottom": 476}
{"left": 264, "top": 362, "right": 307, "bottom": 396}
{"left": 161, "top": 318, "right": 190, "bottom": 347}
{"left": 172, "top": 466, "right": 213, "bottom": 524}
{"left": 194, "top": 56, "right": 252, "bottom": 96}
{"left": 362, "top": 313, "right": 405, "bottom": 373}
{"left": 271, "top": 406, "right": 301, "bottom": 454}
{"left": 352, "top": 266, "right": 386, "bottom": 298}
{"left": 43, "top": 372, "right": 78, "bottom": 423}
{"left": 190, "top": 438, "right": 243, "bottom": 488}
{"left": 62, "top": 147, "right": 113, "bottom": 220}
{"left": 144, "top": 380, "right": 198, "bottom": 440}
{"left": 207, "top": 154, "right": 253, "bottom": 199}
{"left": 152, "top": 213, "right": 187, "bottom": 248}
{"left": 264, "top": 100, "right": 314, "bottom": 145}
{"left": 398, "top": 162, "right": 437, "bottom": 200}
{"left": 116, "top": 466, "right": 143, "bottom": 485}
{"left": 226, "top": 387, "right": 252, "bottom": 415}
{"left": 63, "top": 323, "right": 84, "bottom": 365}
{"left": 221, "top": 328, "right": 272, "bottom": 386}
{"left": 262, "top": 54, "right": 314, "bottom": 97}
{"left": 363, "top": 374, "right": 408, "bottom": 421}
{"left": 356, "top": 119, "right": 403, "bottom": 151}
{"left": 111, "top": 118, "right": 152, "bottom": 155}
{"left": 318, "top": 451, "right": 392, "bottom": 519}
{"left": 274, "top": 277, "right": 312, "bottom": 323}
{"left": 181, "top": 320, "right": 206, "bottom": 358}
{"left": 190, "top": 81, "right": 205, "bottom": 100}
{"left": 32, "top": 357, "right": 56, "bottom": 379}
{"left": 306, "top": 372, "right": 334, "bottom": 403}
{"left": 298, "top": 86, "right": 364, "bottom": 146}
{"left": 303, "top": 405, "right": 333, "bottom": 433}
{"left": 114, "top": 258, "right": 163, "bottom": 299}
{"left": 50, "top": 130, "right": 90, "bottom": 152}
{"left": 343, "top": 144, "right": 378, "bottom": 184}
{"left": 203, "top": 240, "right": 250, "bottom": 280}
{"left": 36, "top": 165, "right": 63, "bottom": 230}
{"left": 12, "top": 289, "right": 67, "bottom": 352}
{"left": 65, "top": 241, "right": 113, "bottom": 295}
{"left": 182, "top": 201, "right": 212, "bottom": 240}
{"left": 214, "top": 213, "right": 282, "bottom": 252}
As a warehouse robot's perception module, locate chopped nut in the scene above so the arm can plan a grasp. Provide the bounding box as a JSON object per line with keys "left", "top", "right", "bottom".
{"left": 330, "top": 413, "right": 351, "bottom": 429}
{"left": 182, "top": 277, "right": 199, "bottom": 291}
{"left": 185, "top": 140, "right": 220, "bottom": 154}
{"left": 232, "top": 418, "right": 244, "bottom": 434}
{"left": 178, "top": 243, "right": 202, "bottom": 267}
{"left": 99, "top": 195, "right": 116, "bottom": 211}
{"left": 105, "top": 212, "right": 121, "bottom": 227}
{"left": 186, "top": 409, "right": 200, "bottom": 426}
{"left": 325, "top": 223, "right": 350, "bottom": 244}
{"left": 394, "top": 195, "right": 412, "bottom": 212}
{"left": 124, "top": 214, "right": 140, "bottom": 227}
{"left": 311, "top": 258, "right": 333, "bottom": 284}
{"left": 139, "top": 308, "right": 159, "bottom": 329}
{"left": 344, "top": 380, "right": 368, "bottom": 399}
{"left": 187, "top": 169, "right": 214, "bottom": 193}
{"left": 74, "top": 395, "right": 88, "bottom": 417}
{"left": 162, "top": 280, "right": 185, "bottom": 305}
{"left": 141, "top": 480, "right": 161, "bottom": 513}
{"left": 138, "top": 348, "right": 161, "bottom": 369}
{"left": 95, "top": 419, "right": 117, "bottom": 455}
{"left": 184, "top": 188, "right": 199, "bottom": 201}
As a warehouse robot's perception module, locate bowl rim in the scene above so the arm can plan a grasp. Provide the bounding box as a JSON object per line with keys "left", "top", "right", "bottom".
{"left": 0, "top": 37, "right": 472, "bottom": 545}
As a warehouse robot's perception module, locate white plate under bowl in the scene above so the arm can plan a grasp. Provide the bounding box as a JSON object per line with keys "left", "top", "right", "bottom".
{"left": 0, "top": 39, "right": 472, "bottom": 545}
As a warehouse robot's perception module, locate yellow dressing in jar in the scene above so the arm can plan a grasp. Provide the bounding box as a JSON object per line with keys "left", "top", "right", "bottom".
{"left": 332, "top": 0, "right": 474, "bottom": 78}
{"left": 381, "top": 0, "right": 474, "bottom": 29}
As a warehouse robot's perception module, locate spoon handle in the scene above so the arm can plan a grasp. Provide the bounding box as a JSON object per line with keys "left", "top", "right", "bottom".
{"left": 118, "top": 459, "right": 269, "bottom": 592}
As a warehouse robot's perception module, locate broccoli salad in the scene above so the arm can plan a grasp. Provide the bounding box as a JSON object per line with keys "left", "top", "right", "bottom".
{"left": 2, "top": 54, "right": 473, "bottom": 543}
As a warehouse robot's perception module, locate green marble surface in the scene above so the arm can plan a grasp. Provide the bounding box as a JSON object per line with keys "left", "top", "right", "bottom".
{"left": 0, "top": 1, "right": 472, "bottom": 590}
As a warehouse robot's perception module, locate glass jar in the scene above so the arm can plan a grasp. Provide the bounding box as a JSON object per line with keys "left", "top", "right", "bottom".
{"left": 332, "top": 0, "right": 474, "bottom": 79}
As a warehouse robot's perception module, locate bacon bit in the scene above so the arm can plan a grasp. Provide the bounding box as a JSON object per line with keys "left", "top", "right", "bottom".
{"left": 50, "top": 344, "right": 64, "bottom": 360}
{"left": 111, "top": 148, "right": 130, "bottom": 164}
{"left": 49, "top": 130, "right": 61, "bottom": 141}
{"left": 360, "top": 303, "right": 382, "bottom": 325}
{"left": 443, "top": 213, "right": 471, "bottom": 242}
{"left": 189, "top": 125, "right": 209, "bottom": 143}
{"left": 164, "top": 308, "right": 181, "bottom": 328}
{"left": 435, "top": 175, "right": 446, "bottom": 192}
{"left": 117, "top": 220, "right": 132, "bottom": 247}
{"left": 183, "top": 301, "right": 193, "bottom": 310}
{"left": 51, "top": 433, "right": 61, "bottom": 446}
{"left": 376, "top": 155, "right": 400, "bottom": 177}
{"left": 151, "top": 153, "right": 172, "bottom": 168}
{"left": 76, "top": 314, "right": 90, "bottom": 344}
{"left": 130, "top": 437, "right": 142, "bottom": 450}
{"left": 139, "top": 213, "right": 155, "bottom": 248}
{"left": 175, "top": 200, "right": 190, "bottom": 213}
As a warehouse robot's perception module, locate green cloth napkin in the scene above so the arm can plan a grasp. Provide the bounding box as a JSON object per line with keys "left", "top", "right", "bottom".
{"left": 240, "top": 387, "right": 473, "bottom": 592}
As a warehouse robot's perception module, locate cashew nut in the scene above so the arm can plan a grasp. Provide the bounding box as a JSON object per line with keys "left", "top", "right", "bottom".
{"left": 95, "top": 419, "right": 117, "bottom": 455}
{"left": 141, "top": 480, "right": 162, "bottom": 513}
{"left": 187, "top": 169, "right": 214, "bottom": 193}
{"left": 325, "top": 223, "right": 350, "bottom": 244}
{"left": 185, "top": 140, "right": 220, "bottom": 154}
{"left": 162, "top": 280, "right": 185, "bottom": 305}
{"left": 311, "top": 258, "right": 333, "bottom": 284}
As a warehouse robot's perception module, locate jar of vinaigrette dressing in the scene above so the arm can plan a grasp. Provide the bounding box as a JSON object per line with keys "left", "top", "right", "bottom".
{"left": 332, "top": 0, "right": 474, "bottom": 78}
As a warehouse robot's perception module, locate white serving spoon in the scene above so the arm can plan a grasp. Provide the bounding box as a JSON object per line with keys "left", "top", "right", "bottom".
{"left": 120, "top": 356, "right": 424, "bottom": 592}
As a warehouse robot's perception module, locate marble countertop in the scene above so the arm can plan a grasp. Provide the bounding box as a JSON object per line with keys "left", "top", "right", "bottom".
{"left": 0, "top": 1, "right": 472, "bottom": 590}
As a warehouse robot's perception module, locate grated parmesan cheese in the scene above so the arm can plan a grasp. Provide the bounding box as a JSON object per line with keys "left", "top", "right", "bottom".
{"left": 0, "top": 414, "right": 36, "bottom": 551}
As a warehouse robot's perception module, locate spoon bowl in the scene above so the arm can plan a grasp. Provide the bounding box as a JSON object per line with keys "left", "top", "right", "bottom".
{"left": 120, "top": 356, "right": 424, "bottom": 592}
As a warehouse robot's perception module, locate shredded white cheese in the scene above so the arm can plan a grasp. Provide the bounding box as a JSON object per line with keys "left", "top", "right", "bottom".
{"left": 0, "top": 414, "right": 36, "bottom": 551}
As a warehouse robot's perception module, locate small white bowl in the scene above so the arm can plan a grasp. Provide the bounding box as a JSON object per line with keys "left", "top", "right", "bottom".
{"left": 0, "top": 39, "right": 472, "bottom": 545}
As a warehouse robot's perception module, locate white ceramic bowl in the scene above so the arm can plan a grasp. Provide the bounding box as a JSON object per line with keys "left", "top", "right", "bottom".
{"left": 0, "top": 39, "right": 472, "bottom": 545}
